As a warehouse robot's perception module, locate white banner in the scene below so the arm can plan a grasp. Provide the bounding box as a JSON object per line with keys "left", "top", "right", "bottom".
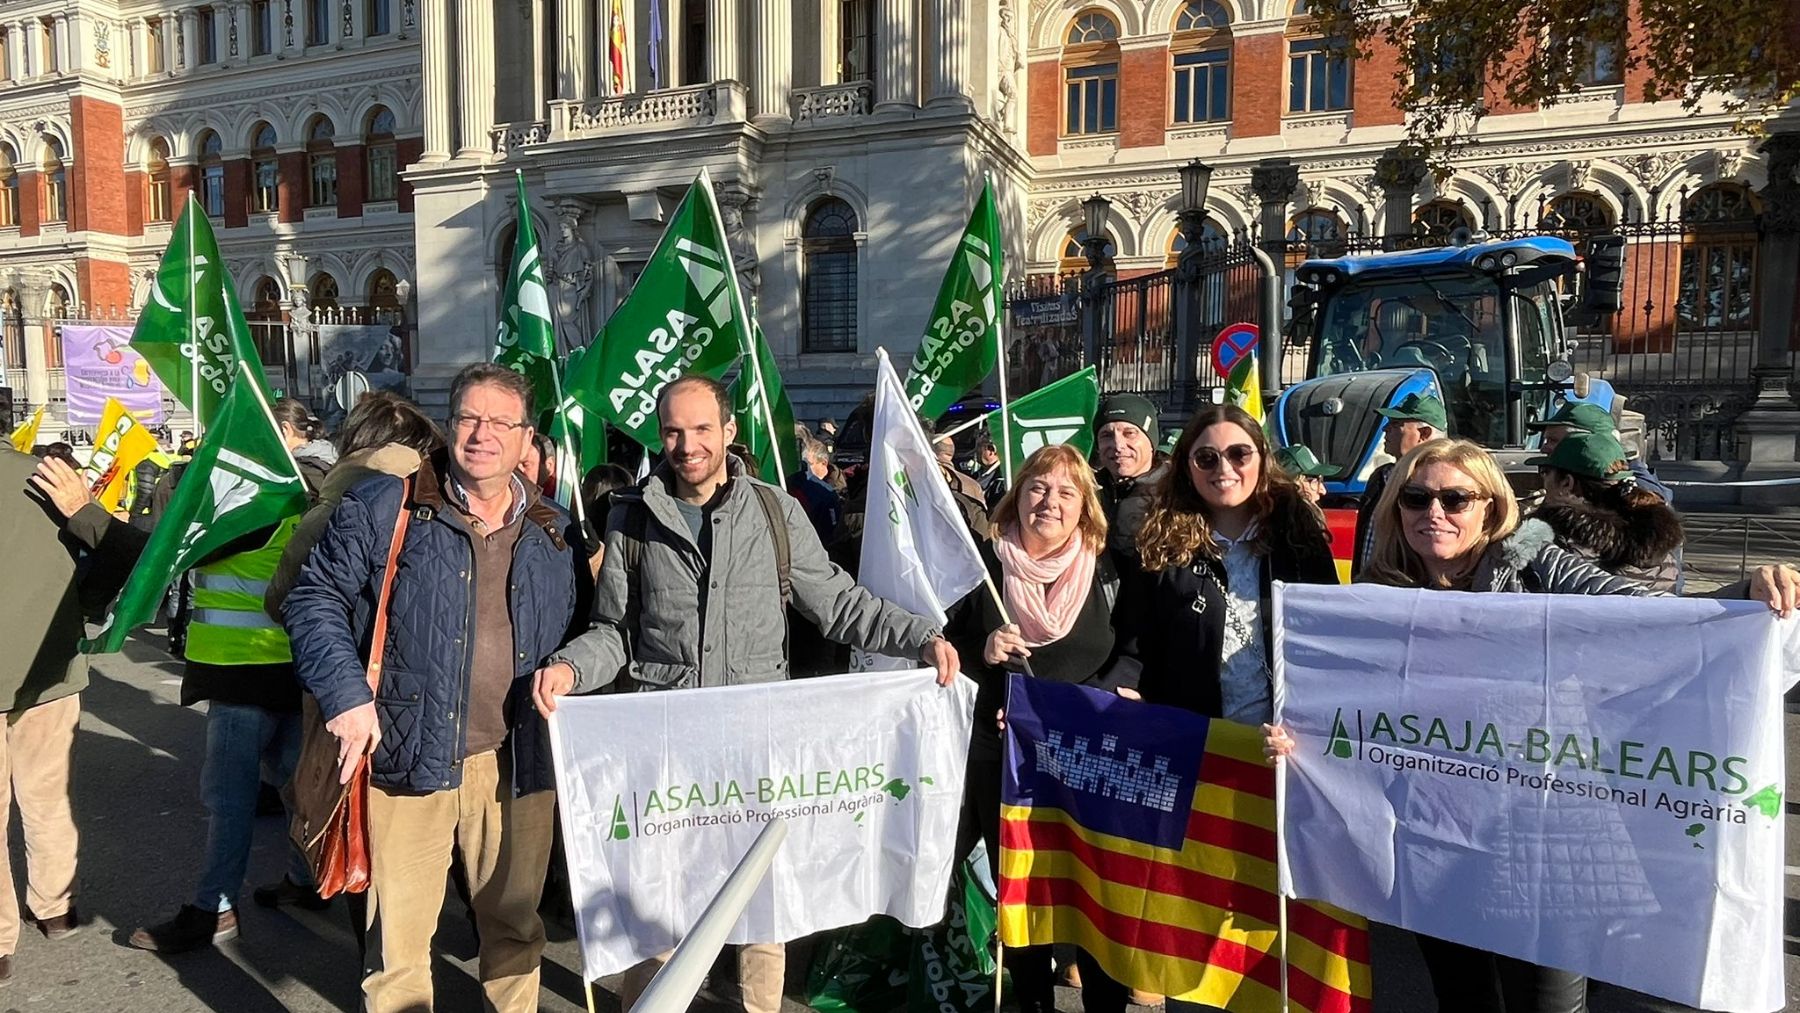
{"left": 855, "top": 349, "right": 987, "bottom": 671}
{"left": 549, "top": 669, "right": 978, "bottom": 980}
{"left": 1273, "top": 583, "right": 1794, "bottom": 1013}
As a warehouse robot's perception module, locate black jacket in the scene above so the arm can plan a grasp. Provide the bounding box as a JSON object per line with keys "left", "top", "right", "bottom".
{"left": 1531, "top": 498, "right": 1684, "bottom": 595}
{"left": 1131, "top": 489, "right": 1339, "bottom": 718}
{"left": 1352, "top": 461, "right": 1393, "bottom": 578}
{"left": 945, "top": 541, "right": 1134, "bottom": 736}
{"left": 1097, "top": 461, "right": 1168, "bottom": 563}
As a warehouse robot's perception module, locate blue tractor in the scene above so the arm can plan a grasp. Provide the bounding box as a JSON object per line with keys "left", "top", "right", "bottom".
{"left": 1269, "top": 234, "right": 1631, "bottom": 498}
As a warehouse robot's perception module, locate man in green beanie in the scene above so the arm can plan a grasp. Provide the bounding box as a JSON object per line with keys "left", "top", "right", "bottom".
{"left": 1093, "top": 393, "right": 1165, "bottom": 565}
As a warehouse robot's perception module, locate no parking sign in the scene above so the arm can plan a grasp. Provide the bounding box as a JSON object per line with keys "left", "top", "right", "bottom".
{"left": 1211, "top": 323, "right": 1260, "bottom": 377}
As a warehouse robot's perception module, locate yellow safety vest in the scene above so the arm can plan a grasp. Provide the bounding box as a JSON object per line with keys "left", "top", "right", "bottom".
{"left": 185, "top": 515, "right": 300, "bottom": 666}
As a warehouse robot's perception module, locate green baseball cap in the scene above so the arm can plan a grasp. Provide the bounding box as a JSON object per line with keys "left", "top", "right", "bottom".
{"left": 1375, "top": 392, "right": 1448, "bottom": 431}
{"left": 1159, "top": 427, "right": 1182, "bottom": 454}
{"left": 1526, "top": 401, "right": 1616, "bottom": 434}
{"left": 1275, "top": 444, "right": 1334, "bottom": 477}
{"left": 1526, "top": 429, "right": 1632, "bottom": 481}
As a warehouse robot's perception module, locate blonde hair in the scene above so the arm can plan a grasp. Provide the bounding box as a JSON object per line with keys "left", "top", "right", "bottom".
{"left": 992, "top": 444, "right": 1108, "bottom": 554}
{"left": 1362, "top": 438, "right": 1521, "bottom": 588}
{"left": 1136, "top": 405, "right": 1296, "bottom": 572}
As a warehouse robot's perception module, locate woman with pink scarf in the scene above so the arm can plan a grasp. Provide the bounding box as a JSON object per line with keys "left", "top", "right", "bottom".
{"left": 945, "top": 443, "right": 1138, "bottom": 1013}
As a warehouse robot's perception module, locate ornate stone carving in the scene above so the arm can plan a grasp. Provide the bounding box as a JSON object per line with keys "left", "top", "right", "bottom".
{"left": 1621, "top": 151, "right": 1685, "bottom": 190}
{"left": 995, "top": 0, "right": 1022, "bottom": 135}
{"left": 282, "top": 0, "right": 295, "bottom": 48}
{"left": 1225, "top": 183, "right": 1258, "bottom": 213}
{"left": 342, "top": 1, "right": 354, "bottom": 38}
{"left": 175, "top": 18, "right": 186, "bottom": 67}
{"left": 1249, "top": 160, "right": 1300, "bottom": 208}
{"left": 1116, "top": 191, "right": 1164, "bottom": 223}
{"left": 228, "top": 4, "right": 240, "bottom": 56}
{"left": 1373, "top": 146, "right": 1429, "bottom": 196}
{"left": 1565, "top": 159, "right": 1592, "bottom": 192}
{"left": 549, "top": 201, "right": 597, "bottom": 352}
{"left": 1027, "top": 197, "right": 1064, "bottom": 231}
{"left": 717, "top": 187, "right": 760, "bottom": 292}
{"left": 560, "top": 85, "right": 718, "bottom": 135}
{"left": 490, "top": 120, "right": 550, "bottom": 154}
{"left": 792, "top": 82, "right": 873, "bottom": 123}
{"left": 93, "top": 20, "right": 111, "bottom": 68}
{"left": 1715, "top": 148, "right": 1745, "bottom": 182}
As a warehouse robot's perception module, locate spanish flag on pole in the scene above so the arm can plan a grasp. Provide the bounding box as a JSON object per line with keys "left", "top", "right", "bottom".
{"left": 607, "top": 0, "right": 629, "bottom": 94}
{"left": 999, "top": 675, "right": 1372, "bottom": 1013}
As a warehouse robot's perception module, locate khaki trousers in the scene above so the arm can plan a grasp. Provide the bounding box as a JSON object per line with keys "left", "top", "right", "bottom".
{"left": 619, "top": 943, "right": 785, "bottom": 1013}
{"left": 364, "top": 750, "right": 556, "bottom": 1013}
{"left": 0, "top": 694, "right": 81, "bottom": 956}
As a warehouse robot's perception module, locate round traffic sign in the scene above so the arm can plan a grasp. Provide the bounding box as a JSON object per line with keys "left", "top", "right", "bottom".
{"left": 1211, "top": 323, "right": 1260, "bottom": 378}
{"left": 333, "top": 370, "right": 372, "bottom": 411}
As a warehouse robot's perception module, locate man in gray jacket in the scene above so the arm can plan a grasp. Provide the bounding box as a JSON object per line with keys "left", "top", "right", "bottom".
{"left": 531, "top": 374, "right": 958, "bottom": 1013}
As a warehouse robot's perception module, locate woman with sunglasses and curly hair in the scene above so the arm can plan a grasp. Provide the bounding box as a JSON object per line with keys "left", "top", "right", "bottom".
{"left": 1269, "top": 437, "right": 1799, "bottom": 1013}
{"left": 1130, "top": 404, "right": 1338, "bottom": 729}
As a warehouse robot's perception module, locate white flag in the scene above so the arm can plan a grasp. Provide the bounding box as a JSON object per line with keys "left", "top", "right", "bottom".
{"left": 856, "top": 348, "right": 988, "bottom": 671}
{"left": 1273, "top": 584, "right": 1793, "bottom": 1013}
{"left": 549, "top": 669, "right": 978, "bottom": 980}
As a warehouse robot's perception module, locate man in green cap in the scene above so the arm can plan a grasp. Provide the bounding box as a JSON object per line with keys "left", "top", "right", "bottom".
{"left": 1354, "top": 392, "right": 1447, "bottom": 575}
{"left": 1527, "top": 429, "right": 1685, "bottom": 593}
{"left": 1275, "top": 444, "right": 1334, "bottom": 505}
{"left": 1527, "top": 401, "right": 1672, "bottom": 503}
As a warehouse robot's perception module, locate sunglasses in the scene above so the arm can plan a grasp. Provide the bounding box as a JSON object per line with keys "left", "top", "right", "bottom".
{"left": 1397, "top": 486, "right": 1489, "bottom": 514}
{"left": 1190, "top": 444, "right": 1258, "bottom": 472}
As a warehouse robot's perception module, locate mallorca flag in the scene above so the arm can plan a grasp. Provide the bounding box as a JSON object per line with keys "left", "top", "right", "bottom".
{"left": 999, "top": 675, "right": 1371, "bottom": 1013}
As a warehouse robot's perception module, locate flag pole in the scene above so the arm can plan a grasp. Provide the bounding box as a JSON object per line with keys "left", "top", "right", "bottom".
{"left": 699, "top": 167, "right": 784, "bottom": 487}
{"left": 995, "top": 306, "right": 1015, "bottom": 487}
{"left": 187, "top": 196, "right": 203, "bottom": 444}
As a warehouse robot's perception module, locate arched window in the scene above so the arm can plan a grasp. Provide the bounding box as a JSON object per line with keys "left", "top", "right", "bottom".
{"left": 1413, "top": 199, "right": 1474, "bottom": 239}
{"left": 309, "top": 272, "right": 340, "bottom": 310}
{"left": 251, "top": 276, "right": 284, "bottom": 317}
{"left": 0, "top": 143, "right": 17, "bottom": 228}
{"left": 1164, "top": 221, "right": 1225, "bottom": 269}
{"left": 1287, "top": 0, "right": 1350, "bottom": 113}
{"left": 1171, "top": 0, "right": 1231, "bottom": 124}
{"left": 251, "top": 123, "right": 279, "bottom": 213}
{"left": 198, "top": 131, "right": 225, "bottom": 217}
{"left": 46, "top": 282, "right": 70, "bottom": 319}
{"left": 1543, "top": 191, "right": 1614, "bottom": 237}
{"left": 364, "top": 107, "right": 398, "bottom": 202}
{"left": 41, "top": 138, "right": 66, "bottom": 224}
{"left": 306, "top": 116, "right": 337, "bottom": 208}
{"left": 1678, "top": 183, "right": 1759, "bottom": 331}
{"left": 368, "top": 268, "right": 401, "bottom": 322}
{"left": 1062, "top": 11, "right": 1120, "bottom": 136}
{"left": 800, "top": 198, "right": 859, "bottom": 353}
{"left": 1286, "top": 208, "right": 1347, "bottom": 265}
{"left": 1060, "top": 228, "right": 1117, "bottom": 275}
{"left": 146, "top": 137, "right": 173, "bottom": 223}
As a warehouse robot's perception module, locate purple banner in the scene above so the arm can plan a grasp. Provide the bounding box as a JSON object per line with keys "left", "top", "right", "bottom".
{"left": 61, "top": 325, "right": 167, "bottom": 427}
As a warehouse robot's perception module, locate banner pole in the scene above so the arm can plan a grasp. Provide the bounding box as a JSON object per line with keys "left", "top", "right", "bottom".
{"left": 993, "top": 940, "right": 1005, "bottom": 1011}
{"left": 937, "top": 409, "right": 995, "bottom": 442}
{"left": 584, "top": 980, "right": 597, "bottom": 1013}
{"left": 187, "top": 198, "right": 203, "bottom": 444}
{"left": 995, "top": 308, "right": 1015, "bottom": 486}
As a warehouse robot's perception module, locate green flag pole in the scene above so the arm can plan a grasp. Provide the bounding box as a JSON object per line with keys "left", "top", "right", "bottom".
{"left": 995, "top": 285, "right": 1015, "bottom": 485}
{"left": 701, "top": 169, "right": 785, "bottom": 487}
{"left": 187, "top": 194, "right": 202, "bottom": 444}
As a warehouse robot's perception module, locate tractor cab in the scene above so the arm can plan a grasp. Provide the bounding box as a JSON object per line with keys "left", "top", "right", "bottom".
{"left": 1271, "top": 235, "right": 1627, "bottom": 495}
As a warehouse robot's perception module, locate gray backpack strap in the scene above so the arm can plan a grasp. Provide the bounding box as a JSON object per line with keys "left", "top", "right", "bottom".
{"left": 749, "top": 482, "right": 793, "bottom": 664}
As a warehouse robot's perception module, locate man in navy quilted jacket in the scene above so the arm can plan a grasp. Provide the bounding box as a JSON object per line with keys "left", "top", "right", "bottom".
{"left": 284, "top": 363, "right": 581, "bottom": 1013}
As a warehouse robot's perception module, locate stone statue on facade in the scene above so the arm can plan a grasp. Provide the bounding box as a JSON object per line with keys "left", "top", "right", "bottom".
{"left": 719, "top": 192, "right": 760, "bottom": 295}
{"left": 550, "top": 206, "right": 597, "bottom": 351}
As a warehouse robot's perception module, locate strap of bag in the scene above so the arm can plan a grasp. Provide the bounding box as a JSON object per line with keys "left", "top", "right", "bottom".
{"left": 750, "top": 483, "right": 792, "bottom": 608}
{"left": 364, "top": 477, "right": 414, "bottom": 693}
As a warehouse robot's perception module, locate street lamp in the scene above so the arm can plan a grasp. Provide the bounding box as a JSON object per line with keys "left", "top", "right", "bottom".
{"left": 1176, "top": 159, "right": 1215, "bottom": 267}
{"left": 1080, "top": 193, "right": 1112, "bottom": 270}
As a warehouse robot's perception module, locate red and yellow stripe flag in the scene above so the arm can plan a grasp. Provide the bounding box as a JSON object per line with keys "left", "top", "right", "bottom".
{"left": 999, "top": 674, "right": 1372, "bottom": 1013}
{"left": 607, "top": 0, "right": 628, "bottom": 94}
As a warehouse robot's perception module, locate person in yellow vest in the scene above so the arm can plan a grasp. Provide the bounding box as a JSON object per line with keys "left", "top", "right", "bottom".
{"left": 126, "top": 512, "right": 322, "bottom": 953}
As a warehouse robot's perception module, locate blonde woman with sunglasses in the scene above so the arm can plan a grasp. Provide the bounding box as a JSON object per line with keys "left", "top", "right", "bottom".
{"left": 1272, "top": 437, "right": 1799, "bottom": 1013}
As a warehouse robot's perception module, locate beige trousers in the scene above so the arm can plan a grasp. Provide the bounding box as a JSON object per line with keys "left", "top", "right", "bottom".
{"left": 0, "top": 694, "right": 81, "bottom": 956}
{"left": 363, "top": 750, "right": 556, "bottom": 1013}
{"left": 619, "top": 943, "right": 786, "bottom": 1013}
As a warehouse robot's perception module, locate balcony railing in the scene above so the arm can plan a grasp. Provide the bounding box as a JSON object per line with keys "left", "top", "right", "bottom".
{"left": 792, "top": 81, "right": 873, "bottom": 125}
{"left": 549, "top": 83, "right": 733, "bottom": 139}
{"left": 490, "top": 120, "right": 550, "bottom": 155}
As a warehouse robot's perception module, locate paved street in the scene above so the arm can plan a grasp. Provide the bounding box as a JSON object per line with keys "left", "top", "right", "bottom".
{"left": 0, "top": 510, "right": 1794, "bottom": 1013}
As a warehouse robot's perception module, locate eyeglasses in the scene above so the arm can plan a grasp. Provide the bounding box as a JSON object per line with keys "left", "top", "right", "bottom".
{"left": 450, "top": 413, "right": 526, "bottom": 434}
{"left": 1397, "top": 486, "right": 1489, "bottom": 514}
{"left": 1190, "top": 444, "right": 1258, "bottom": 472}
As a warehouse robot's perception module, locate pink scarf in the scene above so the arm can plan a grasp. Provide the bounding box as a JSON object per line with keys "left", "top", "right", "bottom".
{"left": 995, "top": 527, "right": 1097, "bottom": 647}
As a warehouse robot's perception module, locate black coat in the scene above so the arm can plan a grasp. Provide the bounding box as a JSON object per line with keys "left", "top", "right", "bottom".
{"left": 1130, "top": 489, "right": 1339, "bottom": 718}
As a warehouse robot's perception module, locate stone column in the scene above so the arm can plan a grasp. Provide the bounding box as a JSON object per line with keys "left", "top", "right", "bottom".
{"left": 1373, "top": 145, "right": 1427, "bottom": 248}
{"left": 419, "top": 0, "right": 452, "bottom": 160}
{"left": 1250, "top": 158, "right": 1299, "bottom": 256}
{"left": 749, "top": 0, "right": 789, "bottom": 121}
{"left": 873, "top": 0, "right": 916, "bottom": 112}
{"left": 1735, "top": 131, "right": 1800, "bottom": 473}
{"left": 4, "top": 23, "right": 23, "bottom": 81}
{"left": 706, "top": 0, "right": 738, "bottom": 83}
{"left": 926, "top": 0, "right": 967, "bottom": 108}
{"left": 455, "top": 0, "right": 494, "bottom": 157}
{"left": 62, "top": 12, "right": 83, "bottom": 74}
{"left": 50, "top": 14, "right": 68, "bottom": 73}
{"left": 555, "top": 0, "right": 589, "bottom": 99}
{"left": 179, "top": 8, "right": 199, "bottom": 70}
{"left": 127, "top": 18, "right": 145, "bottom": 77}
{"left": 23, "top": 19, "right": 43, "bottom": 77}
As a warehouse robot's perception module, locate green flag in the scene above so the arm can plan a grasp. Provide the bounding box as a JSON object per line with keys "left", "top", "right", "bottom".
{"left": 566, "top": 170, "right": 752, "bottom": 449}
{"left": 905, "top": 181, "right": 1003, "bottom": 420}
{"left": 86, "top": 363, "right": 306, "bottom": 653}
{"left": 132, "top": 200, "right": 271, "bottom": 426}
{"left": 986, "top": 365, "right": 1099, "bottom": 476}
{"left": 729, "top": 326, "right": 799, "bottom": 484}
{"left": 494, "top": 171, "right": 561, "bottom": 424}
